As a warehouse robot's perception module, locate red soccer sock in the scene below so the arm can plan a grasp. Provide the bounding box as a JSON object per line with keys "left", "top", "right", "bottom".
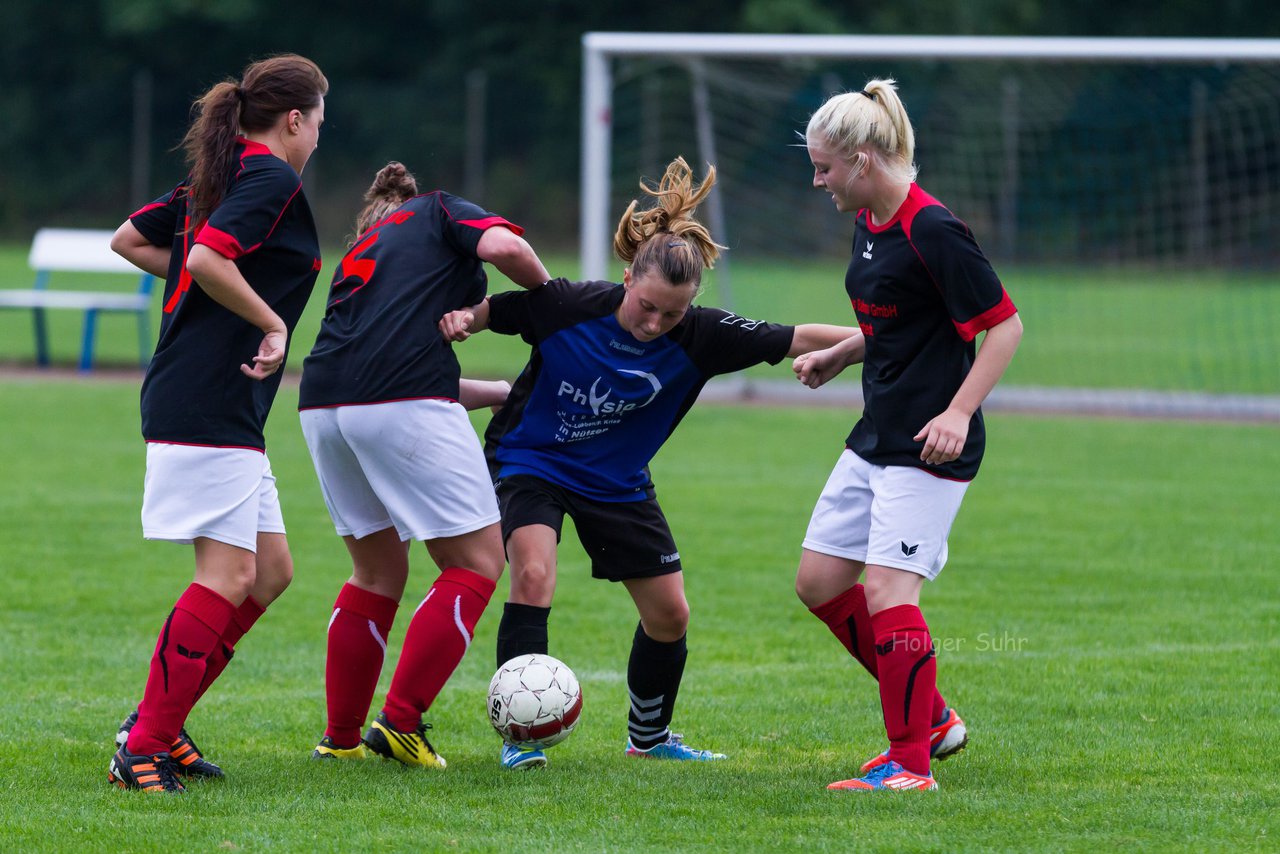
{"left": 812, "top": 585, "right": 950, "bottom": 722}
{"left": 871, "top": 604, "right": 937, "bottom": 776}
{"left": 127, "top": 583, "right": 235, "bottom": 756}
{"left": 193, "top": 595, "right": 266, "bottom": 703}
{"left": 325, "top": 583, "right": 399, "bottom": 748}
{"left": 382, "top": 568, "right": 495, "bottom": 732}
{"left": 810, "top": 584, "right": 879, "bottom": 678}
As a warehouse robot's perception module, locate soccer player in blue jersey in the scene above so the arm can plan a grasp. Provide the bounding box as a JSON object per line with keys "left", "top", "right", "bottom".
{"left": 794, "top": 80, "right": 1023, "bottom": 792}
{"left": 439, "top": 157, "right": 861, "bottom": 769}
{"left": 297, "top": 161, "right": 550, "bottom": 767}
{"left": 106, "top": 55, "right": 329, "bottom": 793}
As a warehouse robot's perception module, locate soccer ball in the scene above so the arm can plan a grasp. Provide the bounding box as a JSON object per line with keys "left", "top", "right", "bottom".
{"left": 487, "top": 653, "right": 582, "bottom": 749}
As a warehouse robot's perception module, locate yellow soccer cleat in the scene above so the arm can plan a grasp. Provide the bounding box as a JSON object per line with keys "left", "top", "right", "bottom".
{"left": 311, "top": 735, "right": 370, "bottom": 760}
{"left": 362, "top": 712, "right": 447, "bottom": 769}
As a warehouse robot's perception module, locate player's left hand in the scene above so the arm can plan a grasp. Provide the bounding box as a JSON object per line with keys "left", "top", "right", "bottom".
{"left": 241, "top": 330, "right": 287, "bottom": 380}
{"left": 913, "top": 407, "right": 969, "bottom": 465}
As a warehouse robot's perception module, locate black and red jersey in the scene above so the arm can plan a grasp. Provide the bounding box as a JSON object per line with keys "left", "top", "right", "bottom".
{"left": 844, "top": 183, "right": 1016, "bottom": 481}
{"left": 484, "top": 279, "right": 795, "bottom": 501}
{"left": 297, "top": 192, "right": 521, "bottom": 409}
{"left": 130, "top": 137, "right": 321, "bottom": 450}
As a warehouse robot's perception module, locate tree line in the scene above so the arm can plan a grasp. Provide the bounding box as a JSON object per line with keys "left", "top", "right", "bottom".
{"left": 2, "top": 1, "right": 1277, "bottom": 244}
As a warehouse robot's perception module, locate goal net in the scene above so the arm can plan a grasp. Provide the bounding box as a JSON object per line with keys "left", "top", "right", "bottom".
{"left": 580, "top": 35, "right": 1280, "bottom": 410}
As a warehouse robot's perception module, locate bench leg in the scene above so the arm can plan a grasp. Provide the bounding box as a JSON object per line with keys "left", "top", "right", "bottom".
{"left": 136, "top": 310, "right": 152, "bottom": 369}
{"left": 33, "top": 307, "right": 50, "bottom": 367}
{"left": 80, "top": 309, "right": 98, "bottom": 372}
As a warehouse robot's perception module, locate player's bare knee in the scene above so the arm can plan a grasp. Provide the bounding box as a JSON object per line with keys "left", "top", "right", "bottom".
{"left": 794, "top": 570, "right": 828, "bottom": 609}
{"left": 644, "top": 600, "right": 690, "bottom": 640}
{"left": 509, "top": 560, "right": 554, "bottom": 603}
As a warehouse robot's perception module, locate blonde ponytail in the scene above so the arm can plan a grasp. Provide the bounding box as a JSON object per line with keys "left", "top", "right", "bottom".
{"left": 807, "top": 78, "right": 917, "bottom": 184}
{"left": 613, "top": 157, "right": 726, "bottom": 289}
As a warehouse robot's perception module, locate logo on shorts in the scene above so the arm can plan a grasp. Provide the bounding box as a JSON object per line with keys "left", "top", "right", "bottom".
{"left": 900, "top": 541, "right": 919, "bottom": 557}
{"left": 659, "top": 551, "right": 680, "bottom": 564}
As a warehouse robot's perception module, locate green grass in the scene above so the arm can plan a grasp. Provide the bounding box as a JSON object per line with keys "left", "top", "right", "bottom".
{"left": 0, "top": 376, "right": 1276, "bottom": 851}
{"left": 1, "top": 244, "right": 1278, "bottom": 394}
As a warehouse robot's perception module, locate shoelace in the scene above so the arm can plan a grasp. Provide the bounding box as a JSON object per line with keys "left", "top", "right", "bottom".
{"left": 665, "top": 734, "right": 714, "bottom": 758}
{"left": 149, "top": 754, "right": 185, "bottom": 791}
{"left": 863, "top": 760, "right": 902, "bottom": 783}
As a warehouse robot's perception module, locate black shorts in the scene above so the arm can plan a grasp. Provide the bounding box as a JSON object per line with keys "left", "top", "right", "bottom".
{"left": 496, "top": 474, "right": 682, "bottom": 581}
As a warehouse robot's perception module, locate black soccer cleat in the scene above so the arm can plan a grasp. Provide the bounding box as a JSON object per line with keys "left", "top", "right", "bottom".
{"left": 117, "top": 709, "right": 224, "bottom": 779}
{"left": 107, "top": 746, "right": 185, "bottom": 793}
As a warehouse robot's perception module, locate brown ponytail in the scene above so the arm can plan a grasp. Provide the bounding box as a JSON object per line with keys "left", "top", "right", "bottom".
{"left": 351, "top": 161, "right": 420, "bottom": 245}
{"left": 180, "top": 54, "right": 328, "bottom": 229}
{"left": 612, "top": 157, "right": 725, "bottom": 290}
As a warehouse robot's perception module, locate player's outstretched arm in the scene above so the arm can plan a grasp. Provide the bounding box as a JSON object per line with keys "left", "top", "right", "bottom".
{"left": 439, "top": 298, "right": 491, "bottom": 342}
{"left": 788, "top": 324, "right": 863, "bottom": 359}
{"left": 792, "top": 327, "right": 865, "bottom": 389}
{"left": 110, "top": 221, "right": 171, "bottom": 279}
{"left": 477, "top": 227, "right": 550, "bottom": 289}
{"left": 459, "top": 378, "right": 511, "bottom": 412}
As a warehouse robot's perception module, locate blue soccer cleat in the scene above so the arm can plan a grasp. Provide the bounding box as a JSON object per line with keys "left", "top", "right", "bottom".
{"left": 859, "top": 706, "right": 967, "bottom": 774}
{"left": 625, "top": 732, "right": 726, "bottom": 761}
{"left": 500, "top": 742, "right": 548, "bottom": 770}
{"left": 827, "top": 759, "right": 937, "bottom": 791}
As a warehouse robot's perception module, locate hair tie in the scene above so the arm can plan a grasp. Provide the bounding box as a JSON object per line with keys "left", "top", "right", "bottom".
{"left": 859, "top": 90, "right": 877, "bottom": 102}
{"left": 233, "top": 84, "right": 244, "bottom": 101}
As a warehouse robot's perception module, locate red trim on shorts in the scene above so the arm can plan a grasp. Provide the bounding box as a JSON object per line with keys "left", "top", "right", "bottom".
{"left": 297, "top": 395, "right": 460, "bottom": 411}
{"left": 146, "top": 439, "right": 266, "bottom": 453}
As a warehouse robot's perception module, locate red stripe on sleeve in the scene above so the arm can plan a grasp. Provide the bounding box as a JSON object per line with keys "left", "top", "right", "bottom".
{"left": 130, "top": 202, "right": 166, "bottom": 218}
{"left": 458, "top": 216, "right": 524, "bottom": 236}
{"left": 194, "top": 225, "right": 248, "bottom": 259}
{"left": 953, "top": 290, "right": 1017, "bottom": 342}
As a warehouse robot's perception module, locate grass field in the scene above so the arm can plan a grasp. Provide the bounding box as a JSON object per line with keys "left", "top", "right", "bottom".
{"left": 0, "top": 375, "right": 1277, "bottom": 851}
{"left": 1, "top": 243, "right": 1278, "bottom": 395}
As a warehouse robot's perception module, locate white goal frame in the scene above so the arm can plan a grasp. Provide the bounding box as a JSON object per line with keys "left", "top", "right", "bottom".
{"left": 580, "top": 33, "right": 1280, "bottom": 282}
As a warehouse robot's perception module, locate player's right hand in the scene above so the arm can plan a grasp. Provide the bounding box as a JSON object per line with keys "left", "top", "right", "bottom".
{"left": 438, "top": 309, "right": 475, "bottom": 342}
{"left": 793, "top": 347, "right": 843, "bottom": 389}
{"left": 241, "top": 329, "right": 287, "bottom": 380}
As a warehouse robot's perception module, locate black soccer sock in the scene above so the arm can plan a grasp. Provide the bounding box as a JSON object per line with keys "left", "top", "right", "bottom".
{"left": 626, "top": 621, "right": 688, "bottom": 750}
{"left": 496, "top": 602, "right": 551, "bottom": 669}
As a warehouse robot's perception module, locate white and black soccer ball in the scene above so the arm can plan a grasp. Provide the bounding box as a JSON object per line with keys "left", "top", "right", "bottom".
{"left": 487, "top": 653, "right": 582, "bottom": 749}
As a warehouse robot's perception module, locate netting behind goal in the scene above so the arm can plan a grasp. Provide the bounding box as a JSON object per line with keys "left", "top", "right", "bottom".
{"left": 605, "top": 55, "right": 1280, "bottom": 269}
{"left": 585, "top": 39, "right": 1280, "bottom": 405}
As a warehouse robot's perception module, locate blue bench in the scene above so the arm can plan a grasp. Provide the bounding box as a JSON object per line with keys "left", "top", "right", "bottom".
{"left": 0, "top": 228, "right": 156, "bottom": 371}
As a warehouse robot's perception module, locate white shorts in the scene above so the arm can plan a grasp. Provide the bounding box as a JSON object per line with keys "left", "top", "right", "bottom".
{"left": 802, "top": 449, "right": 969, "bottom": 580}
{"left": 141, "top": 443, "right": 285, "bottom": 552}
{"left": 300, "top": 398, "right": 500, "bottom": 542}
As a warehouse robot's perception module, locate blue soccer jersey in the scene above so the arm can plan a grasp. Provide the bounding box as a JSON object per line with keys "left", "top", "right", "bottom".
{"left": 485, "top": 279, "right": 795, "bottom": 501}
{"left": 130, "top": 138, "right": 321, "bottom": 450}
